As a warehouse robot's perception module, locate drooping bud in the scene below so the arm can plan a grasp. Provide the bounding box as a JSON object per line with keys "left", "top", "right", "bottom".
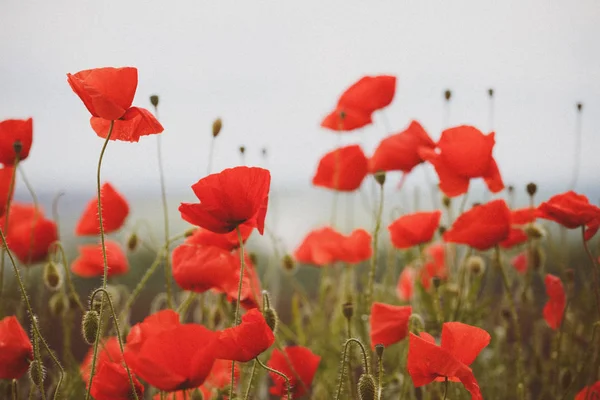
{"left": 282, "top": 254, "right": 295, "bottom": 271}
{"left": 127, "top": 233, "right": 139, "bottom": 251}
{"left": 444, "top": 90, "right": 452, "bottom": 101}
{"left": 342, "top": 302, "right": 354, "bottom": 321}
{"left": 43, "top": 262, "right": 62, "bottom": 291}
{"left": 149, "top": 95, "right": 159, "bottom": 108}
{"left": 264, "top": 307, "right": 278, "bottom": 333}
{"left": 526, "top": 182, "right": 537, "bottom": 197}
{"left": 466, "top": 255, "right": 486, "bottom": 276}
{"left": 184, "top": 227, "right": 198, "bottom": 238}
{"left": 82, "top": 310, "right": 100, "bottom": 345}
{"left": 358, "top": 374, "right": 376, "bottom": 400}
{"left": 212, "top": 118, "right": 222, "bottom": 137}
{"left": 374, "top": 172, "right": 386, "bottom": 186}
{"left": 28, "top": 360, "right": 46, "bottom": 389}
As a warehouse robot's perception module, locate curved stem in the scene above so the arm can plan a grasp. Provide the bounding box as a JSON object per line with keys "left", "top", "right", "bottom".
{"left": 229, "top": 226, "right": 246, "bottom": 400}
{"left": 335, "top": 338, "right": 370, "bottom": 400}
{"left": 243, "top": 359, "right": 257, "bottom": 400}
{"left": 50, "top": 241, "right": 84, "bottom": 312}
{"left": 256, "top": 357, "right": 291, "bottom": 400}
{"left": 156, "top": 132, "right": 173, "bottom": 309}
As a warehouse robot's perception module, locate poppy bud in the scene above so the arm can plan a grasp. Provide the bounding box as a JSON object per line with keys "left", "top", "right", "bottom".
{"left": 212, "top": 118, "right": 222, "bottom": 137}
{"left": 444, "top": 90, "right": 452, "bottom": 101}
{"left": 49, "top": 293, "right": 69, "bottom": 316}
{"left": 466, "top": 255, "right": 486, "bottom": 276}
{"left": 358, "top": 374, "right": 376, "bottom": 400}
{"left": 438, "top": 225, "right": 447, "bottom": 235}
{"left": 442, "top": 196, "right": 451, "bottom": 208}
{"left": 524, "top": 223, "right": 546, "bottom": 240}
{"left": 374, "top": 172, "right": 386, "bottom": 186}
{"left": 13, "top": 140, "right": 23, "bottom": 157}
{"left": 184, "top": 227, "right": 197, "bottom": 238}
{"left": 282, "top": 254, "right": 295, "bottom": 271}
{"left": 249, "top": 252, "right": 258, "bottom": 265}
{"left": 431, "top": 276, "right": 441, "bottom": 289}
{"left": 342, "top": 302, "right": 354, "bottom": 320}
{"left": 127, "top": 233, "right": 139, "bottom": 251}
{"left": 190, "top": 389, "right": 204, "bottom": 400}
{"left": 239, "top": 146, "right": 246, "bottom": 154}
{"left": 28, "top": 360, "right": 45, "bottom": 389}
{"left": 264, "top": 307, "right": 278, "bottom": 333}
{"left": 375, "top": 344, "right": 384, "bottom": 360}
{"left": 577, "top": 103, "right": 583, "bottom": 112}
{"left": 43, "top": 262, "right": 62, "bottom": 291}
{"left": 149, "top": 95, "right": 159, "bottom": 108}
{"left": 82, "top": 310, "right": 100, "bottom": 345}
{"left": 526, "top": 182, "right": 537, "bottom": 197}
{"left": 488, "top": 88, "right": 494, "bottom": 98}
{"left": 507, "top": 185, "right": 514, "bottom": 194}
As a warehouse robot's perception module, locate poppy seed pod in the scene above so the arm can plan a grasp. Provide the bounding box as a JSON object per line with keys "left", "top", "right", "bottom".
{"left": 374, "top": 171, "right": 386, "bottom": 186}
{"left": 342, "top": 302, "right": 354, "bottom": 320}
{"left": 526, "top": 182, "right": 537, "bottom": 197}
{"left": 82, "top": 310, "right": 100, "bottom": 345}
{"left": 239, "top": 145, "right": 246, "bottom": 154}
{"left": 13, "top": 140, "right": 23, "bottom": 157}
{"left": 149, "top": 95, "right": 159, "bottom": 108}
{"left": 577, "top": 103, "right": 582, "bottom": 112}
{"left": 43, "top": 262, "right": 62, "bottom": 291}
{"left": 28, "top": 360, "right": 45, "bottom": 389}
{"left": 358, "top": 374, "right": 376, "bottom": 400}
{"left": 127, "top": 233, "right": 138, "bottom": 251}
{"left": 488, "top": 88, "right": 494, "bottom": 97}
{"left": 212, "top": 118, "right": 222, "bottom": 137}
{"left": 466, "top": 255, "right": 486, "bottom": 276}
{"left": 282, "top": 254, "right": 295, "bottom": 271}
{"left": 444, "top": 90, "right": 452, "bottom": 101}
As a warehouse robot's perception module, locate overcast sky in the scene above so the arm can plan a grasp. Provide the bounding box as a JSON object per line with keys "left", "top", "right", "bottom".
{"left": 2, "top": 0, "right": 599, "bottom": 205}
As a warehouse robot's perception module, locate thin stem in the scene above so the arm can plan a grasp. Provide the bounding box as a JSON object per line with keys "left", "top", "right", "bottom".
{"left": 243, "top": 359, "right": 257, "bottom": 400}
{"left": 11, "top": 379, "right": 18, "bottom": 400}
{"left": 51, "top": 241, "right": 84, "bottom": 313}
{"left": 569, "top": 104, "right": 583, "bottom": 191}
{"left": 366, "top": 180, "right": 385, "bottom": 312}
{"left": 442, "top": 377, "right": 449, "bottom": 400}
{"left": 176, "top": 292, "right": 197, "bottom": 321}
{"left": 156, "top": 131, "right": 173, "bottom": 309}
{"left": 553, "top": 298, "right": 571, "bottom": 393}
{"left": 256, "top": 356, "right": 291, "bottom": 400}
{"left": 0, "top": 160, "right": 18, "bottom": 313}
{"left": 207, "top": 136, "right": 216, "bottom": 175}
{"left": 582, "top": 226, "right": 600, "bottom": 317}
{"left": 335, "top": 338, "right": 370, "bottom": 400}
{"left": 229, "top": 226, "right": 246, "bottom": 400}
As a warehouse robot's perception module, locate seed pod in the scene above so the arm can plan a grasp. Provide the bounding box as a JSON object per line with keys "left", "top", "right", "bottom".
{"left": 375, "top": 344, "right": 384, "bottom": 360}
{"left": 82, "top": 310, "right": 100, "bottom": 345}
{"left": 358, "top": 374, "right": 376, "bottom": 400}
{"left": 466, "top": 255, "right": 486, "bottom": 276}
{"left": 444, "top": 90, "right": 452, "bottom": 101}
{"left": 127, "top": 233, "right": 139, "bottom": 251}
{"left": 374, "top": 172, "right": 386, "bottom": 186}
{"left": 149, "top": 95, "right": 159, "bottom": 107}
{"left": 342, "top": 302, "right": 354, "bottom": 320}
{"left": 212, "top": 118, "right": 222, "bottom": 137}
{"left": 526, "top": 182, "right": 537, "bottom": 197}
{"left": 282, "top": 254, "right": 295, "bottom": 271}
{"left": 43, "top": 262, "right": 62, "bottom": 291}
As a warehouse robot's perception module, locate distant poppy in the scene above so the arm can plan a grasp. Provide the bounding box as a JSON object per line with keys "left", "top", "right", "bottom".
{"left": 1, "top": 203, "right": 58, "bottom": 265}
{"left": 337, "top": 75, "right": 396, "bottom": 114}
{"left": 369, "top": 303, "right": 412, "bottom": 348}
{"left": 0, "top": 118, "right": 33, "bottom": 165}
{"left": 0, "top": 166, "right": 15, "bottom": 218}
{"left": 71, "top": 241, "right": 128, "bottom": 278}
{"left": 419, "top": 125, "right": 504, "bottom": 197}
{"left": 214, "top": 308, "right": 275, "bottom": 362}
{"left": 397, "top": 266, "right": 416, "bottom": 301}
{"left": 184, "top": 224, "right": 253, "bottom": 251}
{"left": 543, "top": 274, "right": 565, "bottom": 330}
{"left": 388, "top": 211, "right": 441, "bottom": 249}
{"left": 67, "top": 66, "right": 164, "bottom": 141}
{"left": 172, "top": 244, "right": 236, "bottom": 293}
{"left": 499, "top": 228, "right": 528, "bottom": 249}
{"left": 76, "top": 182, "right": 129, "bottom": 236}
{"left": 0, "top": 316, "right": 33, "bottom": 380}
{"left": 312, "top": 145, "right": 368, "bottom": 191}
{"left": 369, "top": 121, "right": 435, "bottom": 173}
{"left": 179, "top": 166, "right": 271, "bottom": 235}
{"left": 267, "top": 346, "right": 321, "bottom": 399}
{"left": 511, "top": 252, "right": 528, "bottom": 274}
{"left": 125, "top": 310, "right": 218, "bottom": 392}
{"left": 444, "top": 199, "right": 511, "bottom": 250}
{"left": 407, "top": 322, "right": 490, "bottom": 400}
{"left": 536, "top": 191, "right": 600, "bottom": 240}
{"left": 321, "top": 106, "right": 373, "bottom": 132}
{"left": 81, "top": 337, "right": 122, "bottom": 383}
{"left": 294, "top": 226, "right": 372, "bottom": 266}
{"left": 575, "top": 381, "right": 600, "bottom": 400}
{"left": 90, "top": 361, "right": 144, "bottom": 400}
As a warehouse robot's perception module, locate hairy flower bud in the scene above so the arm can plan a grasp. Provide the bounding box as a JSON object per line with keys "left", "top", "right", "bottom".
{"left": 264, "top": 307, "right": 278, "bottom": 334}
{"left": 82, "top": 310, "right": 100, "bottom": 345}
{"left": 28, "top": 360, "right": 46, "bottom": 389}
{"left": 43, "top": 262, "right": 62, "bottom": 291}
{"left": 466, "top": 255, "right": 486, "bottom": 276}
{"left": 358, "top": 374, "right": 376, "bottom": 400}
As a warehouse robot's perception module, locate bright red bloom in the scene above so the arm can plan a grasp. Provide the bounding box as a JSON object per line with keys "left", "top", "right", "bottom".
{"left": 407, "top": 322, "right": 490, "bottom": 400}
{"left": 536, "top": 191, "right": 600, "bottom": 240}
{"left": 172, "top": 244, "right": 236, "bottom": 293}
{"left": 444, "top": 199, "right": 511, "bottom": 250}
{"left": 0, "top": 316, "right": 33, "bottom": 379}
{"left": 214, "top": 309, "right": 275, "bottom": 362}
{"left": 221, "top": 250, "right": 262, "bottom": 310}
{"left": 419, "top": 125, "right": 504, "bottom": 197}
{"left": 499, "top": 228, "right": 528, "bottom": 249}
{"left": 90, "top": 107, "right": 164, "bottom": 143}
{"left": 369, "top": 303, "right": 412, "bottom": 348}
{"left": 388, "top": 211, "right": 441, "bottom": 249}
{"left": 369, "top": 121, "right": 435, "bottom": 173}
{"left": 267, "top": 346, "right": 320, "bottom": 399}
{"left": 419, "top": 243, "right": 447, "bottom": 290}
{"left": 397, "top": 266, "right": 416, "bottom": 302}
{"left": 294, "top": 226, "right": 372, "bottom": 266}
{"left": 0, "top": 118, "right": 33, "bottom": 165}
{"left": 71, "top": 241, "right": 128, "bottom": 278}
{"left": 0, "top": 166, "right": 15, "bottom": 218}
{"left": 1, "top": 203, "right": 58, "bottom": 265}
{"left": 338, "top": 75, "right": 396, "bottom": 114}
{"left": 90, "top": 361, "right": 144, "bottom": 400}
{"left": 511, "top": 207, "right": 536, "bottom": 225}
{"left": 81, "top": 337, "right": 122, "bottom": 383}
{"left": 312, "top": 145, "right": 368, "bottom": 191}
{"left": 511, "top": 252, "right": 528, "bottom": 274}
{"left": 125, "top": 310, "right": 218, "bottom": 392}
{"left": 321, "top": 106, "right": 373, "bottom": 132}
{"left": 184, "top": 224, "right": 253, "bottom": 251}
{"left": 543, "top": 274, "right": 566, "bottom": 330}
{"left": 575, "top": 381, "right": 600, "bottom": 400}
{"left": 76, "top": 182, "right": 129, "bottom": 236}
{"left": 179, "top": 166, "right": 271, "bottom": 235}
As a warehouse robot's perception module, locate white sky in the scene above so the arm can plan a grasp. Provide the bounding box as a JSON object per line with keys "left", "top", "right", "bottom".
{"left": 1, "top": 0, "right": 599, "bottom": 203}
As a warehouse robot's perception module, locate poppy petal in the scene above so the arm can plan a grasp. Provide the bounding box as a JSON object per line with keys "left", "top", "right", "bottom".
{"left": 91, "top": 107, "right": 164, "bottom": 142}
{"left": 440, "top": 322, "right": 491, "bottom": 366}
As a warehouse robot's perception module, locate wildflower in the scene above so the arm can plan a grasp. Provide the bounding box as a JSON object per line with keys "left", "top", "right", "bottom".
{"left": 388, "top": 210, "right": 441, "bottom": 249}
{"left": 397, "top": 266, "right": 416, "bottom": 302}
{"left": 0, "top": 118, "right": 33, "bottom": 164}
{"left": 312, "top": 145, "right": 369, "bottom": 191}
{"left": 369, "top": 303, "right": 412, "bottom": 348}
{"left": 543, "top": 274, "right": 566, "bottom": 330}
{"left": 511, "top": 252, "right": 528, "bottom": 274}
{"left": 267, "top": 346, "right": 321, "bottom": 399}
{"left": 71, "top": 241, "right": 128, "bottom": 278}
{"left": 75, "top": 182, "right": 129, "bottom": 236}
{"left": 294, "top": 226, "right": 372, "bottom": 266}
{"left": 536, "top": 191, "right": 600, "bottom": 240}
{"left": 183, "top": 224, "right": 253, "bottom": 251}
{"left": 90, "top": 361, "right": 144, "bottom": 400}
{"left": 321, "top": 106, "right": 373, "bottom": 131}
{"left": 0, "top": 316, "right": 34, "bottom": 379}
{"left": 214, "top": 308, "right": 275, "bottom": 362}
{"left": 575, "top": 381, "right": 600, "bottom": 400}
{"left": 179, "top": 166, "right": 271, "bottom": 235}
{"left": 171, "top": 244, "right": 237, "bottom": 293}
{"left": 80, "top": 337, "right": 122, "bottom": 382}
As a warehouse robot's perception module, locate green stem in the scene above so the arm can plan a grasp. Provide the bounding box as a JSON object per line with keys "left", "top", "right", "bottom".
{"left": 11, "top": 379, "right": 18, "bottom": 400}
{"left": 256, "top": 356, "right": 291, "bottom": 400}
{"left": 51, "top": 241, "right": 84, "bottom": 313}
{"left": 17, "top": 164, "right": 40, "bottom": 265}
{"left": 335, "top": 338, "right": 370, "bottom": 400}
{"left": 229, "top": 226, "right": 246, "bottom": 400}
{"left": 442, "top": 377, "right": 448, "bottom": 400}
{"left": 0, "top": 159, "right": 18, "bottom": 315}
{"left": 366, "top": 179, "right": 384, "bottom": 315}
{"left": 243, "top": 359, "right": 257, "bottom": 400}
{"left": 156, "top": 132, "right": 173, "bottom": 309}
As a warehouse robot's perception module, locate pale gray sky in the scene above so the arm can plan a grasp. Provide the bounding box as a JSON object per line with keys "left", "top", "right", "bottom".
{"left": 1, "top": 0, "right": 599, "bottom": 205}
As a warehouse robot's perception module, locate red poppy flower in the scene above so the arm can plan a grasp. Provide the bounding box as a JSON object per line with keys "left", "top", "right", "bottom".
{"left": 294, "top": 226, "right": 372, "bottom": 266}
{"left": 172, "top": 244, "right": 236, "bottom": 293}
{"left": 179, "top": 166, "right": 271, "bottom": 235}
{"left": 184, "top": 224, "right": 253, "bottom": 251}
{"left": 499, "top": 228, "right": 528, "bottom": 249}
{"left": 443, "top": 199, "right": 511, "bottom": 250}
{"left": 0, "top": 166, "right": 15, "bottom": 218}
{"left": 71, "top": 240, "right": 128, "bottom": 278}
{"left": 0, "top": 118, "right": 33, "bottom": 165}
{"left": 125, "top": 310, "right": 218, "bottom": 392}
{"left": 388, "top": 211, "right": 441, "bottom": 249}
{"left": 408, "top": 322, "right": 490, "bottom": 400}
{"left": 214, "top": 308, "right": 275, "bottom": 362}
{"left": 397, "top": 266, "right": 416, "bottom": 302}
{"left": 312, "top": 145, "right": 368, "bottom": 192}
{"left": 419, "top": 243, "right": 447, "bottom": 290}
{"left": 536, "top": 191, "right": 600, "bottom": 240}
{"left": 337, "top": 75, "right": 396, "bottom": 114}
{"left": 419, "top": 125, "right": 504, "bottom": 197}
{"left": 511, "top": 207, "right": 536, "bottom": 225}
{"left": 369, "top": 303, "right": 412, "bottom": 348}
{"left": 90, "top": 107, "right": 165, "bottom": 143}
{"left": 543, "top": 274, "right": 565, "bottom": 330}
{"left": 575, "top": 381, "right": 600, "bottom": 400}
{"left": 511, "top": 252, "right": 528, "bottom": 274}
{"left": 0, "top": 316, "right": 33, "bottom": 379}
{"left": 220, "top": 250, "right": 262, "bottom": 310}
{"left": 81, "top": 337, "right": 122, "bottom": 383}
{"left": 267, "top": 346, "right": 321, "bottom": 399}
{"left": 321, "top": 106, "right": 373, "bottom": 132}
{"left": 1, "top": 203, "right": 58, "bottom": 265}
{"left": 90, "top": 361, "right": 144, "bottom": 400}
{"left": 76, "top": 182, "right": 129, "bottom": 236}
{"left": 369, "top": 121, "right": 435, "bottom": 173}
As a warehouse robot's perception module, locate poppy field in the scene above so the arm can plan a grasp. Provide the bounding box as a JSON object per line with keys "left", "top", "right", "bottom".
{"left": 0, "top": 68, "right": 599, "bottom": 400}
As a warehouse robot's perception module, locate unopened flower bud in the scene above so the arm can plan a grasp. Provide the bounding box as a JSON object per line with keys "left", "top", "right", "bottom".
{"left": 526, "top": 182, "right": 537, "bottom": 197}
{"left": 184, "top": 227, "right": 198, "bottom": 238}
{"left": 149, "top": 95, "right": 159, "bottom": 108}
{"left": 190, "top": 388, "right": 204, "bottom": 400}
{"left": 374, "top": 172, "right": 386, "bottom": 186}
{"left": 444, "top": 90, "right": 452, "bottom": 101}
{"left": 263, "top": 307, "right": 278, "bottom": 333}
{"left": 466, "top": 255, "right": 486, "bottom": 276}
{"left": 358, "top": 374, "right": 376, "bottom": 400}
{"left": 82, "top": 310, "right": 100, "bottom": 345}
{"left": 577, "top": 103, "right": 583, "bottom": 112}
{"left": 342, "top": 302, "right": 354, "bottom": 320}
{"left": 524, "top": 223, "right": 546, "bottom": 240}
{"left": 212, "top": 118, "right": 222, "bottom": 137}
{"left": 28, "top": 360, "right": 46, "bottom": 389}
{"left": 488, "top": 88, "right": 494, "bottom": 98}
{"left": 239, "top": 146, "right": 246, "bottom": 155}
{"left": 43, "top": 262, "right": 62, "bottom": 291}
{"left": 282, "top": 254, "right": 295, "bottom": 271}
{"left": 127, "top": 233, "right": 139, "bottom": 251}
{"left": 375, "top": 344, "right": 384, "bottom": 360}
